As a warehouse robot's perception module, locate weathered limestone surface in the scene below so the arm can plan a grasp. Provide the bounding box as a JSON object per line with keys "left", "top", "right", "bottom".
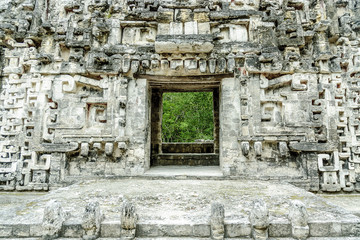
{"left": 82, "top": 200, "right": 102, "bottom": 240}
{"left": 120, "top": 199, "right": 138, "bottom": 239}
{"left": 249, "top": 199, "right": 269, "bottom": 240}
{"left": 210, "top": 202, "right": 225, "bottom": 240}
{"left": 0, "top": 0, "right": 360, "bottom": 194}
{"left": 41, "top": 200, "right": 66, "bottom": 239}
{"left": 1, "top": 179, "right": 360, "bottom": 238}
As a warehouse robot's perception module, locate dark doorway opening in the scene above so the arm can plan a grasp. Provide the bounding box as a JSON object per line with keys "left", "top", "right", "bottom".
{"left": 150, "top": 85, "right": 220, "bottom": 166}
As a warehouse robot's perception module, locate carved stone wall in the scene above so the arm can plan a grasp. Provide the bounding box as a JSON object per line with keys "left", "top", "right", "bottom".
{"left": 0, "top": 0, "right": 360, "bottom": 192}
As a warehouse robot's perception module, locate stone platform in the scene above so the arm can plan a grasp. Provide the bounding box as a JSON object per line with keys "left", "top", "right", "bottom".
{"left": 1, "top": 178, "right": 360, "bottom": 239}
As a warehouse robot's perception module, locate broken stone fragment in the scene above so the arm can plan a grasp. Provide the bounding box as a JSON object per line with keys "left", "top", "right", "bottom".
{"left": 288, "top": 200, "right": 309, "bottom": 240}
{"left": 120, "top": 199, "right": 138, "bottom": 239}
{"left": 82, "top": 200, "right": 102, "bottom": 240}
{"left": 42, "top": 200, "right": 66, "bottom": 240}
{"left": 249, "top": 199, "right": 269, "bottom": 240}
{"left": 210, "top": 202, "right": 225, "bottom": 240}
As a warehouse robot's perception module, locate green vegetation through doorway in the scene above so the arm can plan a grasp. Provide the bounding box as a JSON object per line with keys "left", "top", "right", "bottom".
{"left": 161, "top": 92, "right": 214, "bottom": 142}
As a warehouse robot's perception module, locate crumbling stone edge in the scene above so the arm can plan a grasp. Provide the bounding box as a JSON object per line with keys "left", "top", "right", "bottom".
{"left": 0, "top": 199, "right": 359, "bottom": 239}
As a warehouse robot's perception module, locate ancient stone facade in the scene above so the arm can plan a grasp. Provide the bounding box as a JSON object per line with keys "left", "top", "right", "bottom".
{"left": 0, "top": 0, "right": 360, "bottom": 193}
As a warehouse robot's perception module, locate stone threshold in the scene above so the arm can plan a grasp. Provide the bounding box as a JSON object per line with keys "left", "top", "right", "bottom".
{"left": 144, "top": 166, "right": 223, "bottom": 178}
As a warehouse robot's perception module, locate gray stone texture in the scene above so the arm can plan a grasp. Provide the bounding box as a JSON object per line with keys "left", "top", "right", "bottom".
{"left": 0, "top": 0, "right": 360, "bottom": 202}
{"left": 210, "top": 202, "right": 225, "bottom": 240}
{"left": 81, "top": 200, "right": 102, "bottom": 240}
{"left": 120, "top": 199, "right": 138, "bottom": 239}
{"left": 41, "top": 200, "right": 66, "bottom": 239}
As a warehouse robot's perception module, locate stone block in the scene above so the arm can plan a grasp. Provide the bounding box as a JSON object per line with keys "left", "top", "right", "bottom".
{"left": 341, "top": 221, "right": 360, "bottom": 236}
{"left": 199, "top": 59, "right": 207, "bottom": 72}
{"left": 241, "top": 141, "right": 250, "bottom": 156}
{"left": 12, "top": 224, "right": 30, "bottom": 237}
{"left": 309, "top": 221, "right": 331, "bottom": 237}
{"left": 194, "top": 12, "right": 210, "bottom": 22}
{"left": 252, "top": 228, "right": 268, "bottom": 240}
{"left": 198, "top": 22, "right": 211, "bottom": 34}
{"left": 268, "top": 221, "right": 291, "bottom": 237}
{"left": 217, "top": 58, "right": 226, "bottom": 72}
{"left": 80, "top": 143, "right": 89, "bottom": 157}
{"left": 157, "top": 9, "right": 174, "bottom": 23}
{"left": 29, "top": 224, "right": 43, "bottom": 237}
{"left": 161, "top": 224, "right": 193, "bottom": 236}
{"left": 155, "top": 35, "right": 214, "bottom": 54}
{"left": 184, "top": 59, "right": 198, "bottom": 70}
{"left": 63, "top": 221, "right": 83, "bottom": 237}
{"left": 105, "top": 143, "right": 114, "bottom": 156}
{"left": 254, "top": 142, "right": 262, "bottom": 156}
{"left": 184, "top": 21, "right": 198, "bottom": 35}
{"left": 169, "top": 22, "right": 183, "bottom": 35}
{"left": 209, "top": 59, "right": 216, "bottom": 73}
{"left": 136, "top": 223, "right": 162, "bottom": 237}
{"left": 227, "top": 57, "right": 235, "bottom": 72}
{"left": 229, "top": 25, "right": 248, "bottom": 42}
{"left": 193, "top": 224, "right": 210, "bottom": 237}
{"left": 100, "top": 220, "right": 121, "bottom": 237}
{"left": 131, "top": 60, "right": 140, "bottom": 73}
{"left": 158, "top": 23, "right": 170, "bottom": 35}
{"left": 292, "top": 226, "right": 310, "bottom": 239}
{"left": 0, "top": 225, "right": 12, "bottom": 237}
{"left": 170, "top": 59, "right": 183, "bottom": 70}
{"left": 93, "top": 142, "right": 101, "bottom": 150}
{"left": 225, "top": 221, "right": 252, "bottom": 237}
{"left": 175, "top": 9, "right": 193, "bottom": 22}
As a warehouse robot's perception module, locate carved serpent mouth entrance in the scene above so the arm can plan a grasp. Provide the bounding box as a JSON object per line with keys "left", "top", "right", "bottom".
{"left": 147, "top": 75, "right": 222, "bottom": 167}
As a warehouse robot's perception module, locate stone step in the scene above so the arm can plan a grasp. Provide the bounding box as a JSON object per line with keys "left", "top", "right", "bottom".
{"left": 2, "top": 218, "right": 359, "bottom": 239}
{"left": 2, "top": 179, "right": 360, "bottom": 239}
{"left": 152, "top": 153, "right": 219, "bottom": 166}
{"left": 5, "top": 238, "right": 360, "bottom": 240}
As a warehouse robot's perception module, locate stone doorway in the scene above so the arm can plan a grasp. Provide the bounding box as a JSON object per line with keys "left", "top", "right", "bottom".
{"left": 149, "top": 79, "right": 220, "bottom": 167}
